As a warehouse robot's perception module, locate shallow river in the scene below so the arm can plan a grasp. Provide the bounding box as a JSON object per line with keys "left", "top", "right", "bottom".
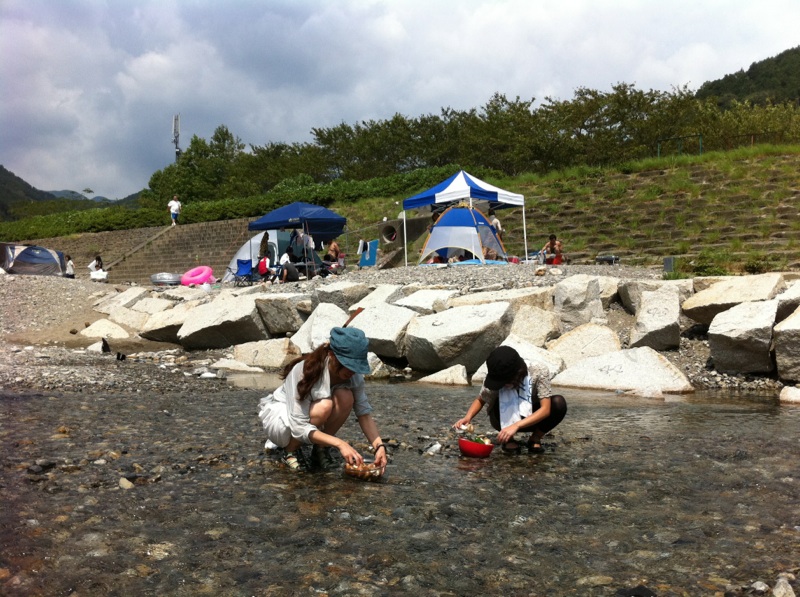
{"left": 1, "top": 379, "right": 799, "bottom": 596}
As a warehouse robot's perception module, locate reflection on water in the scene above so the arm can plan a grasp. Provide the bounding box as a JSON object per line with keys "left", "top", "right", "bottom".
{"left": 1, "top": 381, "right": 798, "bottom": 596}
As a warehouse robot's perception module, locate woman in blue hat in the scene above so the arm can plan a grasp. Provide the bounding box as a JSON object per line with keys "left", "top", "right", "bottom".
{"left": 258, "top": 327, "right": 388, "bottom": 472}
{"left": 453, "top": 346, "right": 567, "bottom": 453}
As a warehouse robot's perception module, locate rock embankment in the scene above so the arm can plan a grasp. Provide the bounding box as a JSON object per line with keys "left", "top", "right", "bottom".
{"left": 0, "top": 263, "right": 791, "bottom": 397}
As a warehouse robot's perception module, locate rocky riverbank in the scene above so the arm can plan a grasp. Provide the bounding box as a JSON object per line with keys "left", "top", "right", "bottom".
{"left": 0, "top": 264, "right": 788, "bottom": 396}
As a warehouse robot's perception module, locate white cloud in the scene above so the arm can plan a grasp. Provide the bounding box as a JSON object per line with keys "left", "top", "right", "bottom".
{"left": 1, "top": 0, "right": 799, "bottom": 198}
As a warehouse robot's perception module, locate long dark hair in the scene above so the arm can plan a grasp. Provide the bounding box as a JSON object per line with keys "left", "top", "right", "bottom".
{"left": 281, "top": 343, "right": 330, "bottom": 401}
{"left": 510, "top": 359, "right": 527, "bottom": 389}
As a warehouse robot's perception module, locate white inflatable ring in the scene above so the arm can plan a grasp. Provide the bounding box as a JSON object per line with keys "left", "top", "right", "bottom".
{"left": 181, "top": 265, "right": 213, "bottom": 286}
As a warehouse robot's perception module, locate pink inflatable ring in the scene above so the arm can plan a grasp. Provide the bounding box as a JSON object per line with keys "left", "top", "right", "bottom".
{"left": 181, "top": 266, "right": 213, "bottom": 286}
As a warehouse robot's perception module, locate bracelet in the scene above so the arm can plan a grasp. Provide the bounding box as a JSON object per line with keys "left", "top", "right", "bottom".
{"left": 373, "top": 444, "right": 386, "bottom": 453}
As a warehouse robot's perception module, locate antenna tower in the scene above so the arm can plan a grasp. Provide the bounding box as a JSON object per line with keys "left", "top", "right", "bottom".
{"left": 172, "top": 114, "right": 181, "bottom": 161}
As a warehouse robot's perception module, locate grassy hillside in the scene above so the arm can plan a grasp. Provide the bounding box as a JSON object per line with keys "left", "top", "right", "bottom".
{"left": 332, "top": 144, "right": 800, "bottom": 274}
{"left": 5, "top": 145, "right": 800, "bottom": 275}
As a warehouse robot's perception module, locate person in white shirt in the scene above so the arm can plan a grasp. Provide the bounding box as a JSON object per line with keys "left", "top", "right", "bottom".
{"left": 257, "top": 327, "right": 387, "bottom": 472}
{"left": 64, "top": 255, "right": 75, "bottom": 279}
{"left": 87, "top": 255, "right": 103, "bottom": 272}
{"left": 453, "top": 346, "right": 567, "bottom": 454}
{"left": 168, "top": 195, "right": 182, "bottom": 226}
{"left": 488, "top": 209, "right": 503, "bottom": 240}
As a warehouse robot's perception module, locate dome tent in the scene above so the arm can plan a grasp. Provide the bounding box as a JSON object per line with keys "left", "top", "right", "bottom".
{"left": 0, "top": 243, "right": 65, "bottom": 276}
{"left": 418, "top": 204, "right": 507, "bottom": 264}
{"left": 401, "top": 170, "right": 527, "bottom": 266}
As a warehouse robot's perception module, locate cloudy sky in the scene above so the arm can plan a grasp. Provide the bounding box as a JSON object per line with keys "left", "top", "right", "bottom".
{"left": 2, "top": 0, "right": 798, "bottom": 199}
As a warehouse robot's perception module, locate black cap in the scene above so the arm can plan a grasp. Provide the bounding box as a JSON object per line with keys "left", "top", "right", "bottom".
{"left": 483, "top": 346, "right": 524, "bottom": 390}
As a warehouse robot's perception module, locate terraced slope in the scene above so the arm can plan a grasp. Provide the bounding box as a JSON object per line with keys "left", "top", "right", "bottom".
{"left": 491, "top": 150, "right": 800, "bottom": 271}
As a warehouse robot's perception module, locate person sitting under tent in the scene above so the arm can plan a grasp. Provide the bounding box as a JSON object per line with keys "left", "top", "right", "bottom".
{"left": 279, "top": 260, "right": 300, "bottom": 283}
{"left": 258, "top": 255, "right": 276, "bottom": 282}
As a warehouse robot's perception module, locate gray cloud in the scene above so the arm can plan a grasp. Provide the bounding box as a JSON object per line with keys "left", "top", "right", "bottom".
{"left": 1, "top": 0, "right": 798, "bottom": 199}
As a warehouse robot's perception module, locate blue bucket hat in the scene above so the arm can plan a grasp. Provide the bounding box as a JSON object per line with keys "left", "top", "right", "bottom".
{"left": 329, "top": 327, "right": 371, "bottom": 374}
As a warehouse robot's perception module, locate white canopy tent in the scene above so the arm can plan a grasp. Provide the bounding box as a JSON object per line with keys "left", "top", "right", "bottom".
{"left": 401, "top": 170, "right": 527, "bottom": 266}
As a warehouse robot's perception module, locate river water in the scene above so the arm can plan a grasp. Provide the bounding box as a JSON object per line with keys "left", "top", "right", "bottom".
{"left": 1, "top": 379, "right": 799, "bottom": 596}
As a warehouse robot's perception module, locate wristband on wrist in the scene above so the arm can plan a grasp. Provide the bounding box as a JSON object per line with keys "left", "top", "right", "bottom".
{"left": 374, "top": 443, "right": 386, "bottom": 453}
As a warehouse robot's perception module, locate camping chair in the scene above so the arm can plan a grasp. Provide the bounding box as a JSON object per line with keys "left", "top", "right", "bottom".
{"left": 227, "top": 259, "right": 256, "bottom": 286}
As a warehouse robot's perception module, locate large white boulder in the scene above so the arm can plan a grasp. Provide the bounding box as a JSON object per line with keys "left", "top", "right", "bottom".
{"left": 234, "top": 338, "right": 301, "bottom": 370}
{"left": 314, "top": 280, "right": 371, "bottom": 312}
{"left": 618, "top": 279, "right": 693, "bottom": 315}
{"left": 708, "top": 300, "right": 777, "bottom": 374}
{"left": 629, "top": 285, "right": 681, "bottom": 350}
{"left": 350, "top": 284, "right": 405, "bottom": 312}
{"left": 553, "top": 275, "right": 604, "bottom": 330}
{"left": 395, "top": 288, "right": 460, "bottom": 315}
{"left": 94, "top": 287, "right": 149, "bottom": 315}
{"left": 773, "top": 306, "right": 800, "bottom": 382}
{"left": 599, "top": 276, "right": 623, "bottom": 309}
{"left": 161, "top": 286, "right": 209, "bottom": 302}
{"left": 108, "top": 306, "right": 149, "bottom": 331}
{"left": 347, "top": 304, "right": 416, "bottom": 359}
{"left": 177, "top": 295, "right": 269, "bottom": 349}
{"left": 254, "top": 293, "right": 308, "bottom": 336}
{"left": 552, "top": 347, "right": 693, "bottom": 395}
{"left": 508, "top": 305, "right": 562, "bottom": 347}
{"left": 139, "top": 300, "right": 202, "bottom": 343}
{"left": 79, "top": 319, "right": 130, "bottom": 340}
{"left": 775, "top": 280, "right": 800, "bottom": 322}
{"left": 681, "top": 273, "right": 786, "bottom": 324}
{"left": 404, "top": 302, "right": 512, "bottom": 373}
{"left": 446, "top": 286, "right": 554, "bottom": 313}
{"left": 289, "top": 303, "right": 349, "bottom": 354}
{"left": 418, "top": 365, "right": 470, "bottom": 386}
{"left": 131, "top": 297, "right": 174, "bottom": 315}
{"left": 471, "top": 335, "right": 565, "bottom": 386}
{"left": 547, "top": 323, "right": 621, "bottom": 369}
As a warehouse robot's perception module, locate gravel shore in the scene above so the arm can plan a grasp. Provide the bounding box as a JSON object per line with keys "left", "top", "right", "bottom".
{"left": 0, "top": 264, "right": 786, "bottom": 396}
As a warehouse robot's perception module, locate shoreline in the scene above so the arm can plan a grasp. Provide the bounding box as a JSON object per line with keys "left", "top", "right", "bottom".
{"left": 0, "top": 265, "right": 787, "bottom": 397}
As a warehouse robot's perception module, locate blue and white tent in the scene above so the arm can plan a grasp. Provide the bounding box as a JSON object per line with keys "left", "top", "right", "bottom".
{"left": 419, "top": 205, "right": 507, "bottom": 264}
{"left": 401, "top": 170, "right": 527, "bottom": 265}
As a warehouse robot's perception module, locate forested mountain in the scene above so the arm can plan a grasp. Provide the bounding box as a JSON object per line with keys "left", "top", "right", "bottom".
{"left": 696, "top": 46, "right": 800, "bottom": 108}
{"left": 0, "top": 165, "right": 112, "bottom": 222}
{"left": 0, "top": 165, "right": 57, "bottom": 219}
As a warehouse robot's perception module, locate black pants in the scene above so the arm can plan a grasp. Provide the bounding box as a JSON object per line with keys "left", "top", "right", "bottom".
{"left": 489, "top": 395, "right": 567, "bottom": 435}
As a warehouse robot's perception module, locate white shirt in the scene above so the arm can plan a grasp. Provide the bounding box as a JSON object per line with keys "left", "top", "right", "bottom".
{"left": 258, "top": 358, "right": 372, "bottom": 445}
{"left": 168, "top": 199, "right": 182, "bottom": 214}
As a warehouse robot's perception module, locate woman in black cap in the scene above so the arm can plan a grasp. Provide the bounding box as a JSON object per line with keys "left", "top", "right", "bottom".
{"left": 453, "top": 346, "right": 567, "bottom": 453}
{"left": 257, "top": 327, "right": 388, "bottom": 472}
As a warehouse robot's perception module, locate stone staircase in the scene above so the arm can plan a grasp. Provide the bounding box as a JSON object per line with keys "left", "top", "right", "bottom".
{"left": 105, "top": 219, "right": 255, "bottom": 285}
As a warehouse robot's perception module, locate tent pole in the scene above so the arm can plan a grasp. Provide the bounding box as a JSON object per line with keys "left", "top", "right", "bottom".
{"left": 522, "top": 204, "right": 529, "bottom": 262}
{"left": 402, "top": 211, "right": 408, "bottom": 267}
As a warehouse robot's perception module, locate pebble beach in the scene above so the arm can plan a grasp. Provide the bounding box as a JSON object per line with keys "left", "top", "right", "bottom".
{"left": 1, "top": 266, "right": 798, "bottom": 596}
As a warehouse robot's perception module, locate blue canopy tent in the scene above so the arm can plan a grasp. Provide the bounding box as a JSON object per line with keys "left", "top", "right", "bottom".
{"left": 401, "top": 170, "right": 527, "bottom": 265}
{"left": 248, "top": 202, "right": 346, "bottom": 242}
{"left": 248, "top": 202, "right": 347, "bottom": 270}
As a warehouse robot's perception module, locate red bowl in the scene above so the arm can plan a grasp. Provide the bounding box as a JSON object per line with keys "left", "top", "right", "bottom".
{"left": 458, "top": 437, "right": 495, "bottom": 458}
